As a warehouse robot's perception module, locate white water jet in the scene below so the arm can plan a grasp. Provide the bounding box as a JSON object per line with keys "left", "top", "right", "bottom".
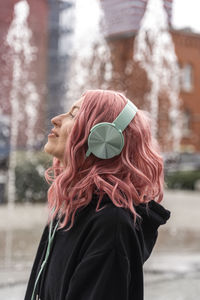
{"left": 65, "top": 0, "right": 112, "bottom": 110}
{"left": 6, "top": 0, "right": 40, "bottom": 206}
{"left": 134, "top": 0, "right": 183, "bottom": 151}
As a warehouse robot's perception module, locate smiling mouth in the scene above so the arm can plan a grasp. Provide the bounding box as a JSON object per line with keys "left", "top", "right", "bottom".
{"left": 48, "top": 133, "right": 58, "bottom": 138}
{"left": 48, "top": 130, "right": 59, "bottom": 138}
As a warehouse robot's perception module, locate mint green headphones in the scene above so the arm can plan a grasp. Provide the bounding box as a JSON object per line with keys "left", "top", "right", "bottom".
{"left": 86, "top": 99, "right": 138, "bottom": 159}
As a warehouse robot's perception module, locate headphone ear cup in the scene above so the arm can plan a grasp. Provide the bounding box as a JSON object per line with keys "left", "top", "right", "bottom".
{"left": 87, "top": 123, "right": 124, "bottom": 159}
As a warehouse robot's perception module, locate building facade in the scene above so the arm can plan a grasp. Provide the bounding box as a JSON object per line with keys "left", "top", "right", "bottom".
{"left": 100, "top": 0, "right": 200, "bottom": 152}
{"left": 172, "top": 30, "right": 200, "bottom": 152}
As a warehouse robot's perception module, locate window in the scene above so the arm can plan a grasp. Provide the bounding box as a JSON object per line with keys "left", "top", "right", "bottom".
{"left": 182, "top": 110, "right": 191, "bottom": 137}
{"left": 180, "top": 64, "right": 193, "bottom": 92}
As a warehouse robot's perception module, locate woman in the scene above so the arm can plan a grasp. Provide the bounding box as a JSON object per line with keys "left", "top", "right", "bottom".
{"left": 25, "top": 89, "right": 171, "bottom": 300}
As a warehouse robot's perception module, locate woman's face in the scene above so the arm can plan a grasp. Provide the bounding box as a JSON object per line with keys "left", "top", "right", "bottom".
{"left": 44, "top": 97, "right": 83, "bottom": 162}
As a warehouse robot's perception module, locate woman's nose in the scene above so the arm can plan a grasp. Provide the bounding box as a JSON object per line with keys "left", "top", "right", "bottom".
{"left": 51, "top": 115, "right": 62, "bottom": 127}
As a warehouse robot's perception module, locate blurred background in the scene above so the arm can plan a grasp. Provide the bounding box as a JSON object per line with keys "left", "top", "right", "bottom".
{"left": 0, "top": 0, "right": 200, "bottom": 299}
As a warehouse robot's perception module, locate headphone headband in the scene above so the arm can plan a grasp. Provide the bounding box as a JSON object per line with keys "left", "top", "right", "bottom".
{"left": 113, "top": 100, "right": 138, "bottom": 131}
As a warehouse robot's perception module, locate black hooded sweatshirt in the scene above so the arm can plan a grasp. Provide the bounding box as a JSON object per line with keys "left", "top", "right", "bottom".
{"left": 24, "top": 194, "right": 171, "bottom": 300}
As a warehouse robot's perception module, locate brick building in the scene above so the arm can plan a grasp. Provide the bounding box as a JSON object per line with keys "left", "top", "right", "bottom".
{"left": 101, "top": 0, "right": 200, "bottom": 152}
{"left": 171, "top": 30, "right": 200, "bottom": 152}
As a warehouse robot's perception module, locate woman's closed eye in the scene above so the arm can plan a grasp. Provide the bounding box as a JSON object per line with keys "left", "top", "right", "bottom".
{"left": 70, "top": 108, "right": 79, "bottom": 118}
{"left": 69, "top": 112, "right": 75, "bottom": 118}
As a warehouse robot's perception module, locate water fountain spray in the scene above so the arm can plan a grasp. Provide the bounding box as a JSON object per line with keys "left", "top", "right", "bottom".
{"left": 6, "top": 0, "right": 39, "bottom": 206}
{"left": 65, "top": 0, "right": 112, "bottom": 110}
{"left": 134, "top": 0, "right": 183, "bottom": 151}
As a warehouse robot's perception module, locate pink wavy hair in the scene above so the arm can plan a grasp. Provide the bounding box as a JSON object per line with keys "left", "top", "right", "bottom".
{"left": 45, "top": 89, "right": 164, "bottom": 231}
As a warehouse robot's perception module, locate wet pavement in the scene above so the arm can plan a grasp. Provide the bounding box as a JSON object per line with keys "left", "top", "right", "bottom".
{"left": 0, "top": 189, "right": 200, "bottom": 299}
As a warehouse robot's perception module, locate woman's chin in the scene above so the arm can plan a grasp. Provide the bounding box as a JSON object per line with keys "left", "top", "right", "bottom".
{"left": 44, "top": 143, "right": 53, "bottom": 156}
{"left": 43, "top": 143, "right": 61, "bottom": 161}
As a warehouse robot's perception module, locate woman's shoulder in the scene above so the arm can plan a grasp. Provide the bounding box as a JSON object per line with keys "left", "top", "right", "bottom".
{"left": 89, "top": 193, "right": 171, "bottom": 224}
{"left": 89, "top": 194, "right": 133, "bottom": 228}
{"left": 87, "top": 194, "right": 171, "bottom": 246}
